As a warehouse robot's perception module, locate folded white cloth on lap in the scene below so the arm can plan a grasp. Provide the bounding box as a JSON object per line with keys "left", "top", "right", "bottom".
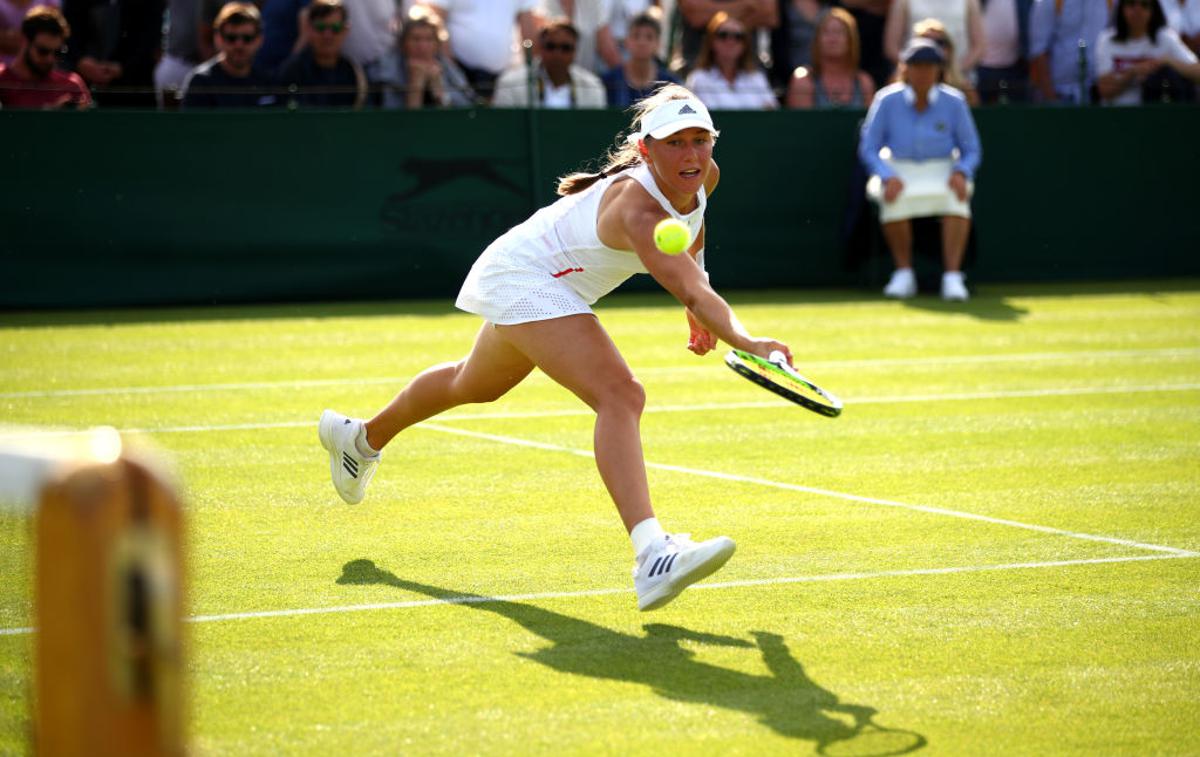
{"left": 866, "top": 158, "right": 973, "bottom": 222}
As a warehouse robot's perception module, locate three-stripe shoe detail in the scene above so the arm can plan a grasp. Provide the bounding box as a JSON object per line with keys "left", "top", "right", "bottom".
{"left": 634, "top": 534, "right": 736, "bottom": 611}
{"left": 320, "top": 409, "right": 380, "bottom": 505}
{"left": 648, "top": 553, "right": 678, "bottom": 578}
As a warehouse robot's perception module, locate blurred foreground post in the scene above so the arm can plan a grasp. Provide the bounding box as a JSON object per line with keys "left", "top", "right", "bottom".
{"left": 0, "top": 429, "right": 186, "bottom": 757}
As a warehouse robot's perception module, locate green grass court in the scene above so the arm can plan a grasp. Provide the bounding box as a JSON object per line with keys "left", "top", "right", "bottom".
{"left": 2, "top": 281, "right": 1198, "bottom": 755}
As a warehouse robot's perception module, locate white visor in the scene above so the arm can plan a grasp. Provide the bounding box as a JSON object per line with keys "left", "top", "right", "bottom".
{"left": 628, "top": 96, "right": 718, "bottom": 144}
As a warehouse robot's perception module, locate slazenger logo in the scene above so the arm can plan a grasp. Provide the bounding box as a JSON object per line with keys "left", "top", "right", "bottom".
{"left": 387, "top": 158, "right": 525, "bottom": 203}
{"left": 379, "top": 157, "right": 527, "bottom": 234}
{"left": 678, "top": 103, "right": 697, "bottom": 114}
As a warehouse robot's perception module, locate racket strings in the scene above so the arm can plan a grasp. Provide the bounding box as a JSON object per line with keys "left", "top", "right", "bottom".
{"left": 745, "top": 359, "right": 828, "bottom": 399}
{"left": 726, "top": 350, "right": 842, "bottom": 416}
{"left": 748, "top": 362, "right": 823, "bottom": 399}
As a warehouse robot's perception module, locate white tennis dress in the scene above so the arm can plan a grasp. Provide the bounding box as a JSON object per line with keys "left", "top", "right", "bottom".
{"left": 456, "top": 163, "right": 706, "bottom": 325}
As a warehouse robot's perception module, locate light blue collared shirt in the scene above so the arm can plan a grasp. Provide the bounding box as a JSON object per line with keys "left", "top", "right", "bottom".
{"left": 1028, "top": 0, "right": 1113, "bottom": 102}
{"left": 858, "top": 83, "right": 982, "bottom": 181}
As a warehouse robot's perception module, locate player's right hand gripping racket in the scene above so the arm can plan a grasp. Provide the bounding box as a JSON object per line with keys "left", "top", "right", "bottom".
{"left": 724, "top": 349, "right": 843, "bottom": 418}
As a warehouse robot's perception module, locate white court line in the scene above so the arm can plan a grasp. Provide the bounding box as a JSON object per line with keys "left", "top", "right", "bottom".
{"left": 3, "top": 347, "right": 1197, "bottom": 399}
{"left": 1, "top": 553, "right": 1193, "bottom": 635}
{"left": 420, "top": 423, "right": 1199, "bottom": 558}
{"left": 3, "top": 381, "right": 1200, "bottom": 442}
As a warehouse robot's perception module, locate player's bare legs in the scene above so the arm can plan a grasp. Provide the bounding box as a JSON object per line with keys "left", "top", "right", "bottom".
{"left": 364, "top": 322, "right": 536, "bottom": 450}
{"left": 354, "top": 313, "right": 652, "bottom": 529}
{"left": 495, "top": 314, "right": 653, "bottom": 533}
{"left": 495, "top": 314, "right": 737, "bottom": 611}
{"left": 330, "top": 313, "right": 732, "bottom": 610}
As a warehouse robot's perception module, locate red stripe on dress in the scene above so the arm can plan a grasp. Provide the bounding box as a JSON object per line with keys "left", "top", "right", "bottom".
{"left": 551, "top": 267, "right": 584, "bottom": 278}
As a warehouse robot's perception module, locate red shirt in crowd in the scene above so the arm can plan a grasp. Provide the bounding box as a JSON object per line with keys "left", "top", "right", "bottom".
{"left": 0, "top": 63, "right": 92, "bottom": 109}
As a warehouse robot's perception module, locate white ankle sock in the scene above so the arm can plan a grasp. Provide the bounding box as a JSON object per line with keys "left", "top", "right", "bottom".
{"left": 630, "top": 517, "right": 666, "bottom": 557}
{"left": 354, "top": 424, "right": 379, "bottom": 457}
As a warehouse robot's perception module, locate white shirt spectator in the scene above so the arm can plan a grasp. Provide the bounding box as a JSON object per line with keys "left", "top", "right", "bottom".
{"left": 980, "top": 0, "right": 1020, "bottom": 67}
{"left": 1162, "top": 0, "right": 1200, "bottom": 37}
{"left": 896, "top": 0, "right": 974, "bottom": 67}
{"left": 541, "top": 0, "right": 616, "bottom": 74}
{"left": 609, "top": 0, "right": 653, "bottom": 43}
{"left": 543, "top": 79, "right": 573, "bottom": 106}
{"left": 685, "top": 67, "right": 779, "bottom": 109}
{"left": 341, "top": 0, "right": 396, "bottom": 67}
{"left": 492, "top": 62, "right": 607, "bottom": 106}
{"left": 1094, "top": 25, "right": 1198, "bottom": 103}
{"left": 429, "top": 0, "right": 539, "bottom": 75}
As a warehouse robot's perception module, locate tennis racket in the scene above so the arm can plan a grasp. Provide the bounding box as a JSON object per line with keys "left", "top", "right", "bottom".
{"left": 724, "top": 349, "right": 843, "bottom": 417}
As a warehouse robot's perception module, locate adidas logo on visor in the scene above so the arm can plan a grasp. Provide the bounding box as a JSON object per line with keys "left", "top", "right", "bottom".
{"left": 679, "top": 104, "right": 697, "bottom": 114}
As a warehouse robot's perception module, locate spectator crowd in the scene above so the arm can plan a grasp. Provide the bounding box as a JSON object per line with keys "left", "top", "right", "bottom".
{"left": 1, "top": 0, "right": 1197, "bottom": 110}
{"left": 0, "top": 0, "right": 1195, "bottom": 306}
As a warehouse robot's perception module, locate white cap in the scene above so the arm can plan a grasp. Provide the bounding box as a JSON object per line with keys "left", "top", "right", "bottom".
{"left": 628, "top": 96, "right": 718, "bottom": 144}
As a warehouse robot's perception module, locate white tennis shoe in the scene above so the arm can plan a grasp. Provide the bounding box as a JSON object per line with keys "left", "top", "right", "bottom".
{"left": 941, "top": 271, "right": 969, "bottom": 301}
{"left": 883, "top": 268, "right": 917, "bottom": 299}
{"left": 633, "top": 533, "right": 736, "bottom": 611}
{"left": 318, "top": 409, "right": 380, "bottom": 504}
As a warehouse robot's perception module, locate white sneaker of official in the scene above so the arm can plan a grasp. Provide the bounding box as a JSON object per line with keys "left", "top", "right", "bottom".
{"left": 633, "top": 533, "right": 736, "bottom": 611}
{"left": 883, "top": 268, "right": 917, "bottom": 299}
{"left": 318, "top": 409, "right": 381, "bottom": 504}
{"left": 941, "top": 272, "right": 970, "bottom": 301}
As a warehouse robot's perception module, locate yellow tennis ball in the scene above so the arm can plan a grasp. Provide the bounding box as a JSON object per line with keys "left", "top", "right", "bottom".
{"left": 653, "top": 218, "right": 691, "bottom": 255}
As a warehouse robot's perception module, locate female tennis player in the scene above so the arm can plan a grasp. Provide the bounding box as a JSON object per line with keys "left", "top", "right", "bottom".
{"left": 320, "top": 83, "right": 792, "bottom": 611}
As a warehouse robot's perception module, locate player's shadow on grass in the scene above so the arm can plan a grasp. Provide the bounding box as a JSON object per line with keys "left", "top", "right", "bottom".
{"left": 338, "top": 559, "right": 926, "bottom": 756}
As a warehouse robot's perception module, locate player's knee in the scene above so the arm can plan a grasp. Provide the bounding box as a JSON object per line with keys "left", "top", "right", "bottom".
{"left": 598, "top": 376, "right": 645, "bottom": 417}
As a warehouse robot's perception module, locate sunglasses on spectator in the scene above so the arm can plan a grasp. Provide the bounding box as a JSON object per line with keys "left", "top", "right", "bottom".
{"left": 1125, "top": 0, "right": 1153, "bottom": 6}
{"left": 313, "top": 21, "right": 345, "bottom": 33}
{"left": 715, "top": 29, "right": 746, "bottom": 41}
{"left": 221, "top": 31, "right": 260, "bottom": 44}
{"left": 543, "top": 41, "right": 576, "bottom": 52}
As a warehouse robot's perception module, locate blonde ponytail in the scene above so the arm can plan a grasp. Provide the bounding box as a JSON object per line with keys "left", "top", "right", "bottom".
{"left": 556, "top": 144, "right": 642, "bottom": 196}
